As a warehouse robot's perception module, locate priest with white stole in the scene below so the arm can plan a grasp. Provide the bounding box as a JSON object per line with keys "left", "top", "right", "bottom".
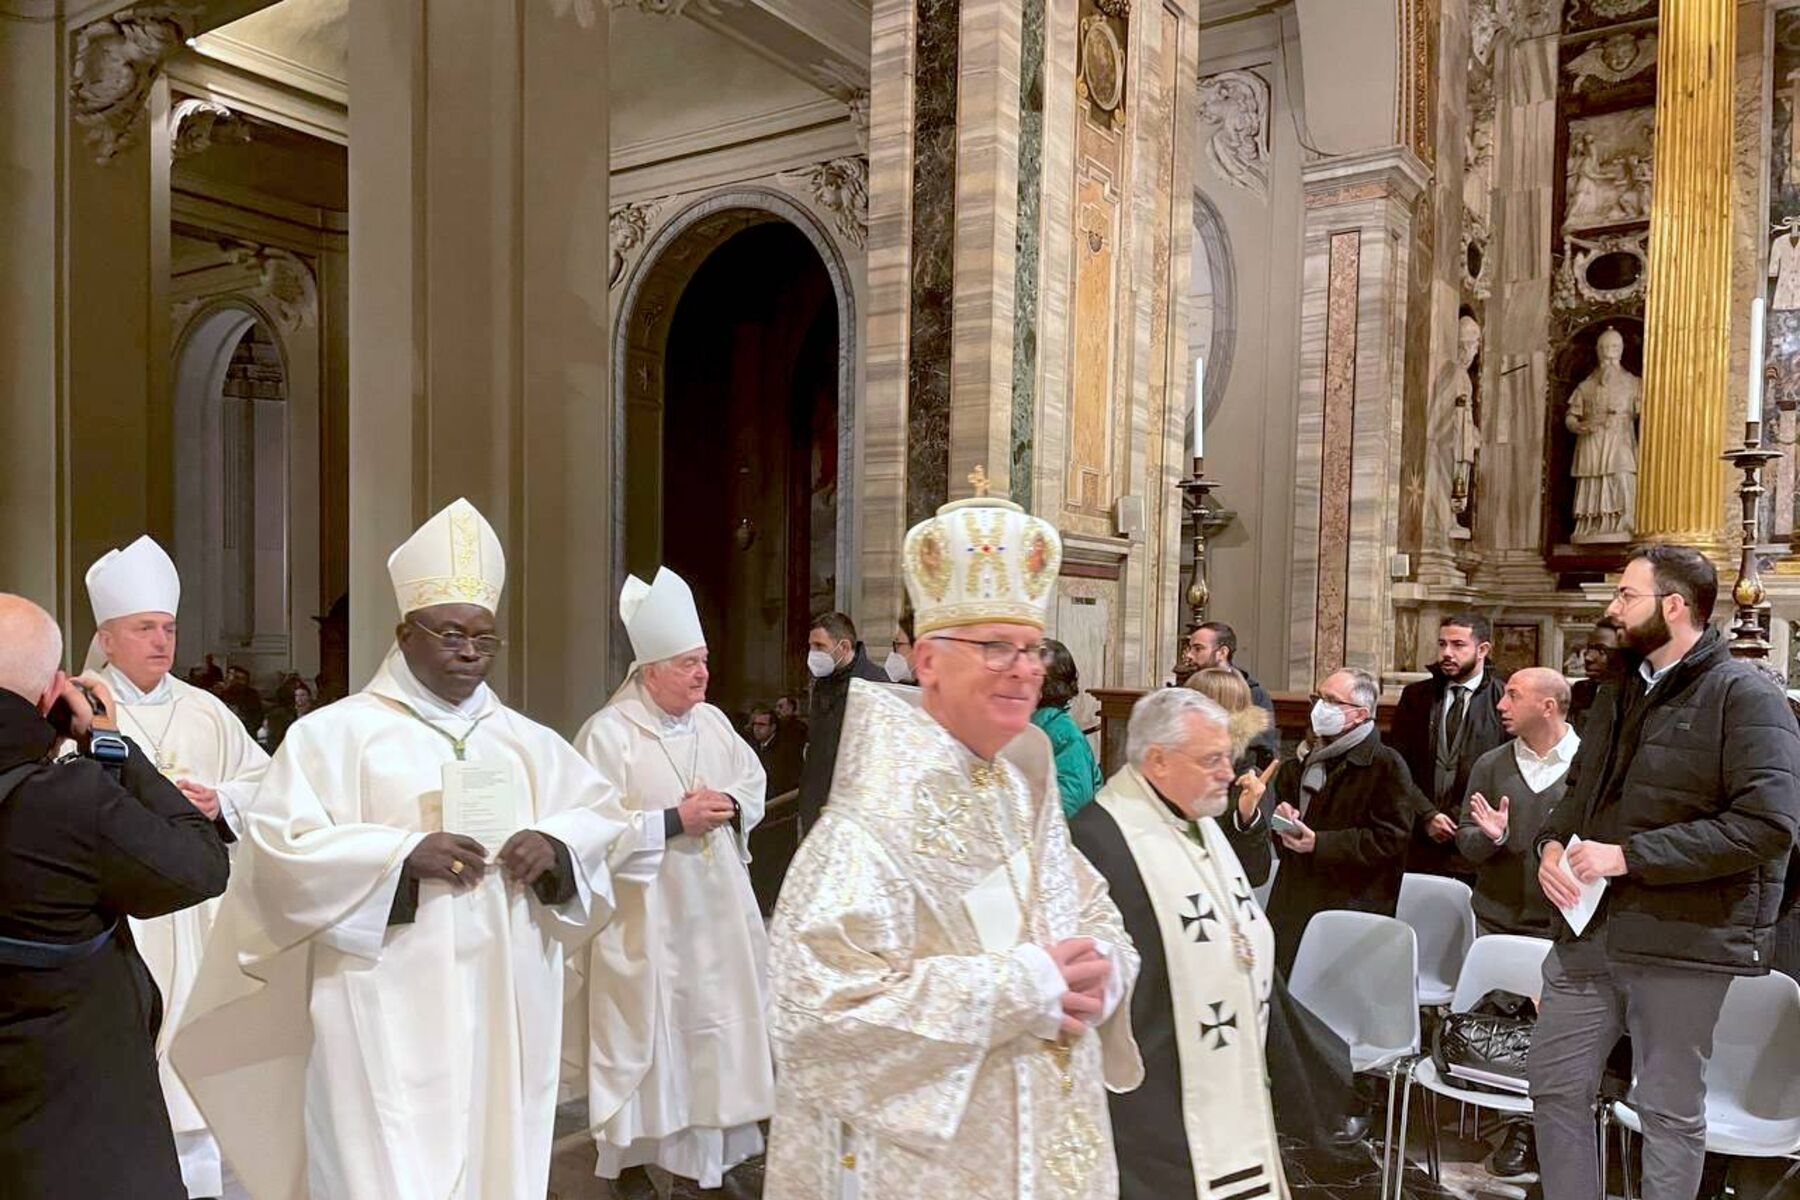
{"left": 572, "top": 567, "right": 774, "bottom": 1200}
{"left": 765, "top": 469, "right": 1143, "bottom": 1200}
{"left": 170, "top": 498, "right": 663, "bottom": 1200}
{"left": 85, "top": 535, "right": 269, "bottom": 1200}
{"left": 1068, "top": 689, "right": 1285, "bottom": 1200}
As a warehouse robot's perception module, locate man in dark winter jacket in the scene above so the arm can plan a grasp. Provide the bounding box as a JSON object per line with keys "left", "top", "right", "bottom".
{"left": 1266, "top": 666, "right": 1423, "bottom": 976}
{"left": 0, "top": 595, "right": 231, "bottom": 1200}
{"left": 796, "top": 611, "right": 890, "bottom": 835}
{"left": 1528, "top": 545, "right": 1800, "bottom": 1200}
{"left": 1390, "top": 612, "right": 1508, "bottom": 875}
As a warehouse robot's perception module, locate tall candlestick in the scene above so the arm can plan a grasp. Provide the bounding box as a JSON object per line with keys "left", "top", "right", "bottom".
{"left": 1749, "top": 297, "right": 1766, "bottom": 425}
{"left": 1192, "top": 357, "right": 1205, "bottom": 460}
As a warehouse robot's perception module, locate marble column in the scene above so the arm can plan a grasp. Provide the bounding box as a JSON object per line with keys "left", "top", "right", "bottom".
{"left": 866, "top": 0, "right": 1199, "bottom": 687}
{"left": 348, "top": 0, "right": 611, "bottom": 733}
{"left": 1287, "top": 150, "right": 1428, "bottom": 687}
{"left": 0, "top": 4, "right": 179, "bottom": 655}
{"left": 1637, "top": 0, "right": 1737, "bottom": 547}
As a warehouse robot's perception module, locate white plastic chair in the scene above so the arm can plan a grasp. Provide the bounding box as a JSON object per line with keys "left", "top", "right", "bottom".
{"left": 1604, "top": 970, "right": 1800, "bottom": 1199}
{"left": 1252, "top": 859, "right": 1277, "bottom": 913}
{"left": 1390, "top": 934, "right": 1553, "bottom": 1199}
{"left": 1288, "top": 910, "right": 1421, "bottom": 1200}
{"left": 1396, "top": 873, "right": 1477, "bottom": 1008}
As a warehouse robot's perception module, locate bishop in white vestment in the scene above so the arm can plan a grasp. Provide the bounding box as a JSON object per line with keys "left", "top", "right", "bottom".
{"left": 766, "top": 476, "right": 1143, "bottom": 1200}
{"left": 1069, "top": 689, "right": 1285, "bottom": 1200}
{"left": 86, "top": 536, "right": 269, "bottom": 1199}
{"left": 573, "top": 567, "right": 775, "bottom": 1198}
{"left": 171, "top": 499, "right": 662, "bottom": 1200}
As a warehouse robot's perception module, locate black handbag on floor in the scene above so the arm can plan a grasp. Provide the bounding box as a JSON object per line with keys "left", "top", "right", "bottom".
{"left": 1431, "top": 989, "right": 1536, "bottom": 1094}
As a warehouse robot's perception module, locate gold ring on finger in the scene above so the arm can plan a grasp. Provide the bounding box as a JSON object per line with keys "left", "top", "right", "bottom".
{"left": 451, "top": 860, "right": 466, "bottom": 875}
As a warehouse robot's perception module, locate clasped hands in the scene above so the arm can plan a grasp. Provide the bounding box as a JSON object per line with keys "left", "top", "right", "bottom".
{"left": 676, "top": 787, "right": 736, "bottom": 836}
{"left": 1048, "top": 936, "right": 1113, "bottom": 1038}
{"left": 405, "top": 829, "right": 559, "bottom": 887}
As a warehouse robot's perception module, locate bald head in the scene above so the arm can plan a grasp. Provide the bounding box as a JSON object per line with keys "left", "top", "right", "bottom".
{"left": 1497, "top": 666, "right": 1570, "bottom": 747}
{"left": 1513, "top": 667, "right": 1571, "bottom": 713}
{"left": 0, "top": 595, "right": 64, "bottom": 704}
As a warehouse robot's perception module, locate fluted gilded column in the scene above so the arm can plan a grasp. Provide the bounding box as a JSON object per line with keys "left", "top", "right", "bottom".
{"left": 1636, "top": 0, "right": 1736, "bottom": 544}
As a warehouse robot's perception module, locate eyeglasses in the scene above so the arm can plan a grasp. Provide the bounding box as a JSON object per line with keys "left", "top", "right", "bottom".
{"left": 1611, "top": 588, "right": 1674, "bottom": 607}
{"left": 1309, "top": 693, "right": 1360, "bottom": 709}
{"left": 409, "top": 621, "right": 504, "bottom": 658}
{"left": 927, "top": 636, "right": 1053, "bottom": 672}
{"left": 1170, "top": 749, "right": 1235, "bottom": 773}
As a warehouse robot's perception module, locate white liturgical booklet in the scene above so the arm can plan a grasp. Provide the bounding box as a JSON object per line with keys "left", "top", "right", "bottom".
{"left": 963, "top": 847, "right": 1030, "bottom": 952}
{"left": 441, "top": 761, "right": 521, "bottom": 855}
{"left": 1556, "top": 835, "right": 1608, "bottom": 936}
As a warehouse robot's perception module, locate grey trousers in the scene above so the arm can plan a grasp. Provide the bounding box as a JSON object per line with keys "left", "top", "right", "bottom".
{"left": 1527, "top": 939, "right": 1731, "bottom": 1200}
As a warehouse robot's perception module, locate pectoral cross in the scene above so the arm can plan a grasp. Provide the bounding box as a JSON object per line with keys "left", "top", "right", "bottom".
{"left": 968, "top": 464, "right": 990, "bottom": 497}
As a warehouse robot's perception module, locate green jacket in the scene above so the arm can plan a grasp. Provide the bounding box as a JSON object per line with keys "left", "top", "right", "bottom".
{"left": 1031, "top": 704, "right": 1103, "bottom": 818}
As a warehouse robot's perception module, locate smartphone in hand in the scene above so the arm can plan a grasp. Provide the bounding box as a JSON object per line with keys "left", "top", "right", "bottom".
{"left": 1269, "top": 809, "right": 1301, "bottom": 835}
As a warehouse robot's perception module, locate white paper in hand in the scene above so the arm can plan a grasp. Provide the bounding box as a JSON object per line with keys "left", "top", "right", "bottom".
{"left": 441, "top": 761, "right": 521, "bottom": 856}
{"left": 1556, "top": 835, "right": 1608, "bottom": 936}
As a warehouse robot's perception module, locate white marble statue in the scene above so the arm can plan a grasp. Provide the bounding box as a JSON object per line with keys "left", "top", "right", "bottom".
{"left": 1451, "top": 315, "right": 1483, "bottom": 520}
{"left": 1566, "top": 327, "right": 1642, "bottom": 543}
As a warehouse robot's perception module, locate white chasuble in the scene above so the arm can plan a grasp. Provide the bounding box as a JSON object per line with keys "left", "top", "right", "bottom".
{"left": 571, "top": 682, "right": 775, "bottom": 1188}
{"left": 107, "top": 669, "right": 269, "bottom": 1200}
{"left": 765, "top": 682, "right": 1143, "bottom": 1200}
{"left": 1094, "top": 768, "right": 1284, "bottom": 1200}
{"left": 170, "top": 652, "right": 660, "bottom": 1200}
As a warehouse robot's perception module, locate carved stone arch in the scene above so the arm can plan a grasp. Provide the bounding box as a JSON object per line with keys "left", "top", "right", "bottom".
{"left": 171, "top": 290, "right": 323, "bottom": 683}
{"left": 1192, "top": 187, "right": 1237, "bottom": 426}
{"left": 610, "top": 187, "right": 858, "bottom": 681}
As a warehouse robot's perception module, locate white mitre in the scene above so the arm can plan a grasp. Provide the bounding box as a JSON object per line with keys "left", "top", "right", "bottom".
{"left": 902, "top": 465, "right": 1062, "bottom": 634}
{"left": 86, "top": 535, "right": 181, "bottom": 623}
{"left": 387, "top": 497, "right": 506, "bottom": 616}
{"left": 621, "top": 567, "right": 706, "bottom": 673}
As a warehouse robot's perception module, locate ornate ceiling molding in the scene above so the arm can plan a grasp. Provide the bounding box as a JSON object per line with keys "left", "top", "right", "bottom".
{"left": 778, "top": 155, "right": 868, "bottom": 250}
{"left": 70, "top": 3, "right": 193, "bottom": 164}
{"left": 609, "top": 198, "right": 669, "bottom": 289}
{"left": 1197, "top": 70, "right": 1270, "bottom": 198}
{"left": 223, "top": 242, "right": 317, "bottom": 334}
{"left": 846, "top": 89, "right": 870, "bottom": 156}
{"left": 169, "top": 97, "right": 249, "bottom": 161}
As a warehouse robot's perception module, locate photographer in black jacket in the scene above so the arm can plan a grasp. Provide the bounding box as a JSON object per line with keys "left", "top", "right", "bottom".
{"left": 1528, "top": 546, "right": 1800, "bottom": 1200}
{"left": 0, "top": 595, "right": 231, "bottom": 1200}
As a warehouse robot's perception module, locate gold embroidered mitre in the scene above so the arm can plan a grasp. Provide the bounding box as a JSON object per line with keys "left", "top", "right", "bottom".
{"left": 386, "top": 498, "right": 506, "bottom": 616}
{"left": 903, "top": 465, "right": 1063, "bottom": 635}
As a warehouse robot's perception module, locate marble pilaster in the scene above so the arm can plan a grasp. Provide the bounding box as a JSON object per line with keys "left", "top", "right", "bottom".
{"left": 0, "top": 7, "right": 177, "bottom": 654}
{"left": 949, "top": 0, "right": 1023, "bottom": 493}
{"left": 1288, "top": 149, "right": 1428, "bottom": 687}
{"left": 347, "top": 0, "right": 611, "bottom": 733}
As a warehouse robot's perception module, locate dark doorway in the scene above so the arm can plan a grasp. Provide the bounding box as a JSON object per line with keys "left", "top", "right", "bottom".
{"left": 658, "top": 221, "right": 839, "bottom": 722}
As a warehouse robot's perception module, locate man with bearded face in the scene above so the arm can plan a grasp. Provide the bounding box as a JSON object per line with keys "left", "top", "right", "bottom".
{"left": 1391, "top": 612, "right": 1508, "bottom": 876}
{"left": 1528, "top": 544, "right": 1800, "bottom": 1200}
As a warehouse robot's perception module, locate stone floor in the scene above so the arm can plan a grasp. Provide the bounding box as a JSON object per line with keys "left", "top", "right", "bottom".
{"left": 546, "top": 1102, "right": 1799, "bottom": 1200}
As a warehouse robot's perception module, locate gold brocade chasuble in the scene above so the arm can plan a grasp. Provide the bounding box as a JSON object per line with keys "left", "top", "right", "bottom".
{"left": 765, "top": 682, "right": 1143, "bottom": 1200}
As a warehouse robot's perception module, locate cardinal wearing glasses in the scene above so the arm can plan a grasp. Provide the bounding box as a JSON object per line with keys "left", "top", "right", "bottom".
{"left": 764, "top": 469, "right": 1142, "bottom": 1200}
{"left": 171, "top": 498, "right": 663, "bottom": 1200}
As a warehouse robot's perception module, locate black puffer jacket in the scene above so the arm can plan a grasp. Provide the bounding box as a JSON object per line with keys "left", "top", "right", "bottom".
{"left": 1538, "top": 628, "right": 1800, "bottom": 974}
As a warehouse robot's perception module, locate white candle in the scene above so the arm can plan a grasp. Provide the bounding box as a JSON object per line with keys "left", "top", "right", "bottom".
{"left": 1748, "top": 297, "right": 1766, "bottom": 425}
{"left": 1192, "top": 357, "right": 1205, "bottom": 460}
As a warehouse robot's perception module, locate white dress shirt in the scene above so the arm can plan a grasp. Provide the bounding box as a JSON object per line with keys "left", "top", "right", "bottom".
{"left": 1513, "top": 723, "right": 1581, "bottom": 795}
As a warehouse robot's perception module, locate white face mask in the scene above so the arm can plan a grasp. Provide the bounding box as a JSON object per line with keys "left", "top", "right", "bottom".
{"left": 884, "top": 651, "right": 913, "bottom": 683}
{"left": 1310, "top": 698, "right": 1350, "bottom": 738}
{"left": 806, "top": 649, "right": 838, "bottom": 679}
